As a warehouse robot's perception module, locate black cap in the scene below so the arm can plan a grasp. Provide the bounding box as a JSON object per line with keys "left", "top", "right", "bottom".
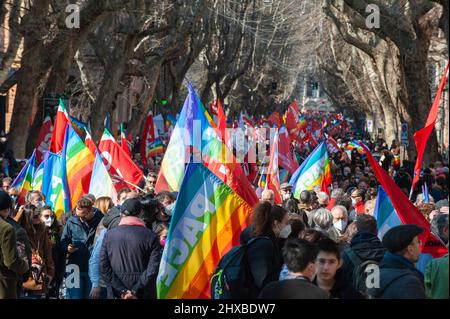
{"left": 382, "top": 224, "right": 424, "bottom": 253}
{"left": 121, "top": 198, "right": 142, "bottom": 217}
{"left": 0, "top": 190, "right": 12, "bottom": 211}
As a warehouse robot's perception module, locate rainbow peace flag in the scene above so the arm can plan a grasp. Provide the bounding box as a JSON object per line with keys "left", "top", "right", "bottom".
{"left": 62, "top": 123, "right": 95, "bottom": 209}
{"left": 299, "top": 114, "right": 307, "bottom": 130}
{"left": 346, "top": 141, "right": 365, "bottom": 155}
{"left": 41, "top": 152, "right": 70, "bottom": 219}
{"left": 11, "top": 150, "right": 36, "bottom": 205}
{"left": 31, "top": 161, "right": 44, "bottom": 191}
{"left": 289, "top": 141, "right": 331, "bottom": 198}
{"left": 147, "top": 138, "right": 165, "bottom": 157}
{"left": 156, "top": 161, "right": 253, "bottom": 299}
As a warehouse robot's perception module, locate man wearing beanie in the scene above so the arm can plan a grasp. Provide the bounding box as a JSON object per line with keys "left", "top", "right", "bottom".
{"left": 368, "top": 224, "right": 426, "bottom": 299}
{"left": 100, "top": 199, "right": 161, "bottom": 299}
{"left": 0, "top": 191, "right": 29, "bottom": 298}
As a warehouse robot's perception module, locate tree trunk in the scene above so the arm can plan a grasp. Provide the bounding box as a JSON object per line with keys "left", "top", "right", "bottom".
{"left": 90, "top": 33, "right": 138, "bottom": 142}
{"left": 129, "top": 60, "right": 163, "bottom": 138}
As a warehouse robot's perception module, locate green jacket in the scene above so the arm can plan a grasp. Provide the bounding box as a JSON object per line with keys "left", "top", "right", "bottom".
{"left": 0, "top": 216, "right": 29, "bottom": 279}
{"left": 424, "top": 254, "right": 449, "bottom": 299}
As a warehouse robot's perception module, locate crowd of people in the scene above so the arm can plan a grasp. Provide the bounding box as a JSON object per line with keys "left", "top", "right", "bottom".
{"left": 0, "top": 126, "right": 448, "bottom": 299}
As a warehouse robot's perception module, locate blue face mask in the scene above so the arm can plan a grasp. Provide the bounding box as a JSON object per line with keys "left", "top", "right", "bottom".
{"left": 165, "top": 202, "right": 176, "bottom": 216}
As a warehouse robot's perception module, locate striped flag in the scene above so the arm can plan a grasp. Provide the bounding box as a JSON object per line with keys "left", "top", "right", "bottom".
{"left": 31, "top": 161, "right": 44, "bottom": 191}
{"left": 11, "top": 150, "right": 36, "bottom": 205}
{"left": 120, "top": 123, "right": 131, "bottom": 157}
{"left": 346, "top": 141, "right": 365, "bottom": 155}
{"left": 289, "top": 141, "right": 331, "bottom": 198}
{"left": 41, "top": 152, "right": 70, "bottom": 219}
{"left": 62, "top": 123, "right": 95, "bottom": 209}
{"left": 84, "top": 129, "right": 98, "bottom": 156}
{"left": 50, "top": 99, "right": 70, "bottom": 154}
{"left": 89, "top": 151, "right": 117, "bottom": 203}
{"left": 374, "top": 186, "right": 402, "bottom": 240}
{"left": 156, "top": 80, "right": 258, "bottom": 207}
{"left": 156, "top": 161, "right": 253, "bottom": 299}
{"left": 362, "top": 142, "right": 448, "bottom": 273}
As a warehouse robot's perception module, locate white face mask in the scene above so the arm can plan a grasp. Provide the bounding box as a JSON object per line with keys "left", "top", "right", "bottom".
{"left": 351, "top": 198, "right": 358, "bottom": 206}
{"left": 44, "top": 217, "right": 54, "bottom": 227}
{"left": 279, "top": 224, "right": 292, "bottom": 239}
{"left": 333, "top": 220, "right": 347, "bottom": 233}
{"left": 282, "top": 193, "right": 292, "bottom": 201}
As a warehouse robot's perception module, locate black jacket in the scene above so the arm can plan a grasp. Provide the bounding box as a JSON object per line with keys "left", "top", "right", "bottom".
{"left": 259, "top": 277, "right": 329, "bottom": 299}
{"left": 240, "top": 226, "right": 283, "bottom": 298}
{"left": 100, "top": 216, "right": 162, "bottom": 299}
{"left": 341, "top": 231, "right": 386, "bottom": 282}
{"left": 60, "top": 210, "right": 103, "bottom": 272}
{"left": 313, "top": 270, "right": 363, "bottom": 299}
{"left": 368, "top": 251, "right": 425, "bottom": 299}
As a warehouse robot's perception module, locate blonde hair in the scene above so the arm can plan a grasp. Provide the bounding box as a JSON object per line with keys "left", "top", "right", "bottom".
{"left": 93, "top": 196, "right": 113, "bottom": 215}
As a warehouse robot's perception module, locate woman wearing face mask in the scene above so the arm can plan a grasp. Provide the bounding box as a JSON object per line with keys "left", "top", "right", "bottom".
{"left": 239, "top": 202, "right": 289, "bottom": 298}
{"left": 15, "top": 204, "right": 54, "bottom": 298}
{"left": 39, "top": 206, "right": 64, "bottom": 298}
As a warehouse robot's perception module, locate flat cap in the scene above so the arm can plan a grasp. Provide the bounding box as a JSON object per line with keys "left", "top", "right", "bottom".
{"left": 382, "top": 224, "right": 424, "bottom": 253}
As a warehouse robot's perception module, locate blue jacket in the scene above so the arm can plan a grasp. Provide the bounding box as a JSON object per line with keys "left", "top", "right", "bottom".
{"left": 368, "top": 251, "right": 425, "bottom": 299}
{"left": 100, "top": 216, "right": 162, "bottom": 299}
{"left": 89, "top": 229, "right": 107, "bottom": 288}
{"left": 60, "top": 210, "right": 103, "bottom": 272}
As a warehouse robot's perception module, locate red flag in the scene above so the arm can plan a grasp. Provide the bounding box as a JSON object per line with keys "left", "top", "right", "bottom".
{"left": 99, "top": 128, "right": 143, "bottom": 190}
{"left": 360, "top": 142, "right": 447, "bottom": 258}
{"left": 84, "top": 130, "right": 98, "bottom": 156}
{"left": 285, "top": 100, "right": 301, "bottom": 141}
{"left": 267, "top": 112, "right": 282, "bottom": 128}
{"left": 215, "top": 99, "right": 230, "bottom": 145}
{"left": 49, "top": 99, "right": 69, "bottom": 153}
{"left": 278, "top": 127, "right": 299, "bottom": 174}
{"left": 35, "top": 116, "right": 53, "bottom": 165}
{"left": 140, "top": 112, "right": 158, "bottom": 168}
{"left": 411, "top": 62, "right": 449, "bottom": 196}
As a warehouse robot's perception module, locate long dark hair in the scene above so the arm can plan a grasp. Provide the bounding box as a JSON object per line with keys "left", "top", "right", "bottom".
{"left": 251, "top": 202, "right": 287, "bottom": 237}
{"left": 20, "top": 204, "right": 46, "bottom": 244}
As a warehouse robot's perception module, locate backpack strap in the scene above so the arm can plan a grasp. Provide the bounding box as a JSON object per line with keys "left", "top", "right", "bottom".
{"left": 346, "top": 248, "right": 363, "bottom": 267}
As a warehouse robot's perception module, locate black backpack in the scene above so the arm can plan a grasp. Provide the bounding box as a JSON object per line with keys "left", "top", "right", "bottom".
{"left": 211, "top": 236, "right": 269, "bottom": 299}
{"left": 346, "top": 249, "right": 379, "bottom": 298}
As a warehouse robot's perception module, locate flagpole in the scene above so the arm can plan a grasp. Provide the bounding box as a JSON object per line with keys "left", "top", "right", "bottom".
{"left": 111, "top": 174, "right": 145, "bottom": 193}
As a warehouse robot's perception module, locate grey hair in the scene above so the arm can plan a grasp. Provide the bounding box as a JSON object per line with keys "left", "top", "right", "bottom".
{"left": 317, "top": 192, "right": 329, "bottom": 204}
{"left": 331, "top": 205, "right": 348, "bottom": 218}
{"left": 330, "top": 188, "right": 344, "bottom": 199}
{"left": 415, "top": 193, "right": 435, "bottom": 205}
{"left": 313, "top": 208, "right": 333, "bottom": 229}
